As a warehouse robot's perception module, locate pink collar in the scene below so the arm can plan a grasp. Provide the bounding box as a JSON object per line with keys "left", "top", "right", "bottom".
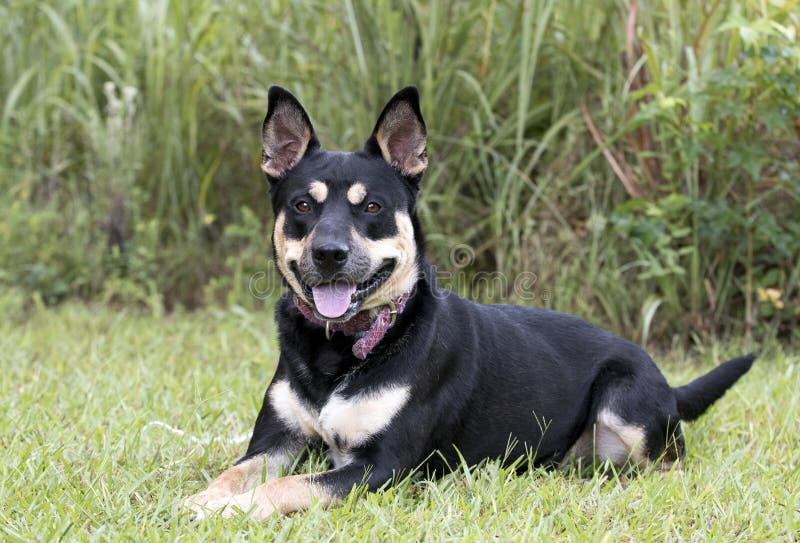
{"left": 292, "top": 292, "right": 410, "bottom": 359}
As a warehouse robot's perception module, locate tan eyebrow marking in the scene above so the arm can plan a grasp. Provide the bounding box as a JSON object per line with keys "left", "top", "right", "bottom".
{"left": 347, "top": 182, "right": 367, "bottom": 205}
{"left": 308, "top": 181, "right": 328, "bottom": 203}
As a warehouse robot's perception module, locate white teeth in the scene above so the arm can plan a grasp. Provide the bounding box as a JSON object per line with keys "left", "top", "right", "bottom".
{"left": 352, "top": 262, "right": 395, "bottom": 301}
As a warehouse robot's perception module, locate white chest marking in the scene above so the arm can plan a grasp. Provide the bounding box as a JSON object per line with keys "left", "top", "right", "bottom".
{"left": 269, "top": 380, "right": 320, "bottom": 438}
{"left": 269, "top": 380, "right": 411, "bottom": 462}
{"left": 318, "top": 385, "right": 410, "bottom": 447}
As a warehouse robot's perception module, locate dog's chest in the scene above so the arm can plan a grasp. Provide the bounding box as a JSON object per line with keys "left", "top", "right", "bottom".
{"left": 268, "top": 379, "right": 410, "bottom": 466}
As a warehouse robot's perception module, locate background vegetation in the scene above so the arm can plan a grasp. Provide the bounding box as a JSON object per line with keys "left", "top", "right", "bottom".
{"left": 2, "top": 0, "right": 799, "bottom": 344}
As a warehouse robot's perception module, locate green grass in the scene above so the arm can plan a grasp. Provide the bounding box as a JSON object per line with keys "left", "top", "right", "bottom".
{"left": 2, "top": 292, "right": 798, "bottom": 541}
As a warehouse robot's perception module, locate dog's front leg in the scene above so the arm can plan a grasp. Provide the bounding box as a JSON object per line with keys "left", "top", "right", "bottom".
{"left": 219, "top": 463, "right": 391, "bottom": 520}
{"left": 182, "top": 446, "right": 301, "bottom": 518}
{"left": 184, "top": 364, "right": 315, "bottom": 518}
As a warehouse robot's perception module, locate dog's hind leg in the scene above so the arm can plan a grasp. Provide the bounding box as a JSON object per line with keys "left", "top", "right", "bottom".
{"left": 561, "top": 362, "right": 685, "bottom": 471}
{"left": 561, "top": 408, "right": 651, "bottom": 470}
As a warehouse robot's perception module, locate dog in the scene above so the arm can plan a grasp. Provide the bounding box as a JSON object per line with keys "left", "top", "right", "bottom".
{"left": 184, "top": 86, "right": 755, "bottom": 520}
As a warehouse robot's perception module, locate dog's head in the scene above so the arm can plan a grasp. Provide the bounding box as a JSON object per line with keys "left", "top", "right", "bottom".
{"left": 262, "top": 87, "right": 427, "bottom": 322}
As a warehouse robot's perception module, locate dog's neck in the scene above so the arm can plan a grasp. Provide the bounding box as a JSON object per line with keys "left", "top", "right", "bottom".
{"left": 292, "top": 292, "right": 411, "bottom": 359}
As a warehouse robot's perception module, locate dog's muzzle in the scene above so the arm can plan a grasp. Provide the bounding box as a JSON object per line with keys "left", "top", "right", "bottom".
{"left": 291, "top": 259, "right": 397, "bottom": 321}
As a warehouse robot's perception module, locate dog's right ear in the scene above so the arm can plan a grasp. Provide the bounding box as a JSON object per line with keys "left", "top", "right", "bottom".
{"left": 261, "top": 86, "right": 318, "bottom": 179}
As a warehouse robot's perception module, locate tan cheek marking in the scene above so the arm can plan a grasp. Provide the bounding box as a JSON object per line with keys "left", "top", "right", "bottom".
{"left": 355, "top": 212, "right": 418, "bottom": 310}
{"left": 319, "top": 385, "right": 410, "bottom": 448}
{"left": 347, "top": 182, "right": 367, "bottom": 205}
{"left": 308, "top": 181, "right": 328, "bottom": 203}
{"left": 273, "top": 212, "right": 311, "bottom": 304}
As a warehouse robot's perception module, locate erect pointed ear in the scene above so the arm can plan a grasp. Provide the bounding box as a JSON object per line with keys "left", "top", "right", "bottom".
{"left": 261, "top": 86, "right": 318, "bottom": 179}
{"left": 364, "top": 87, "right": 428, "bottom": 178}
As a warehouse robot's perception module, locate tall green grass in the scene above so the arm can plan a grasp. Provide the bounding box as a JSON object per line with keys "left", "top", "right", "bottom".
{"left": 1, "top": 0, "right": 798, "bottom": 343}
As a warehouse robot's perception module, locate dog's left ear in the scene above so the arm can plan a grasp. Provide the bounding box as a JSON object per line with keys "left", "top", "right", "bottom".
{"left": 364, "top": 87, "right": 427, "bottom": 179}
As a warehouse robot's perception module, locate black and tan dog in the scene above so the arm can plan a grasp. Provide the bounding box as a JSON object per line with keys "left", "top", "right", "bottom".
{"left": 184, "top": 86, "right": 755, "bottom": 520}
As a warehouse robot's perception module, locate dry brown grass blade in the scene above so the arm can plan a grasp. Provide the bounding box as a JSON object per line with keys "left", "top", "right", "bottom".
{"left": 622, "top": 0, "right": 662, "bottom": 190}
{"left": 580, "top": 98, "right": 641, "bottom": 198}
{"left": 626, "top": 0, "right": 638, "bottom": 60}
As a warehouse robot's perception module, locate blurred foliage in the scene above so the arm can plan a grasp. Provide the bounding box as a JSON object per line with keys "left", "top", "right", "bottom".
{"left": 0, "top": 0, "right": 798, "bottom": 343}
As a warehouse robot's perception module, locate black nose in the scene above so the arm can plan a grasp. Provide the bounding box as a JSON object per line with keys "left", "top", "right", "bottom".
{"left": 312, "top": 242, "right": 349, "bottom": 274}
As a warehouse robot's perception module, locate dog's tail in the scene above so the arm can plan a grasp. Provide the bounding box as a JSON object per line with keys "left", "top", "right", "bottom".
{"left": 673, "top": 354, "right": 756, "bottom": 421}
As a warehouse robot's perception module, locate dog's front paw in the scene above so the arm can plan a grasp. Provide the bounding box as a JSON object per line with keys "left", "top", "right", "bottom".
{"left": 182, "top": 489, "right": 237, "bottom": 520}
{"left": 217, "top": 493, "right": 277, "bottom": 521}
{"left": 182, "top": 490, "right": 277, "bottom": 521}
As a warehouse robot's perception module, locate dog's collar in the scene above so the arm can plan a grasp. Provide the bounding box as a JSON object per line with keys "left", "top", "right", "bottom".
{"left": 292, "top": 292, "right": 410, "bottom": 360}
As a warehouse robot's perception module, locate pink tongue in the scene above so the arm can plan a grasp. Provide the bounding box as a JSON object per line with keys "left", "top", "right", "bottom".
{"left": 312, "top": 283, "right": 357, "bottom": 318}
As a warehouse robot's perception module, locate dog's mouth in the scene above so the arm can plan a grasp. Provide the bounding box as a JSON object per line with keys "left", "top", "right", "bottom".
{"left": 291, "top": 260, "right": 396, "bottom": 321}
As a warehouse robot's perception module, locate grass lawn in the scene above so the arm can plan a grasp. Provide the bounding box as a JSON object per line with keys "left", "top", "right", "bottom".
{"left": 2, "top": 295, "right": 798, "bottom": 541}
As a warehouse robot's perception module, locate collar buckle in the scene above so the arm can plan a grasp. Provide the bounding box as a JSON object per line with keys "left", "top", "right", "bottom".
{"left": 387, "top": 299, "right": 398, "bottom": 328}
{"left": 325, "top": 298, "right": 396, "bottom": 341}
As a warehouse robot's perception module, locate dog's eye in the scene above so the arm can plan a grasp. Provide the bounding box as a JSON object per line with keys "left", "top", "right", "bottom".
{"left": 365, "top": 202, "right": 381, "bottom": 214}
{"left": 295, "top": 200, "right": 311, "bottom": 213}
